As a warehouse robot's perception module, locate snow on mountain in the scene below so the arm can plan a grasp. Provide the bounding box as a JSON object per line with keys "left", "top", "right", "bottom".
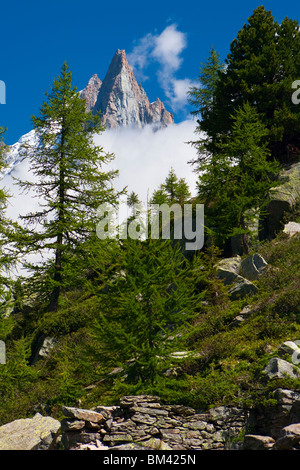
{"left": 2, "top": 129, "right": 39, "bottom": 178}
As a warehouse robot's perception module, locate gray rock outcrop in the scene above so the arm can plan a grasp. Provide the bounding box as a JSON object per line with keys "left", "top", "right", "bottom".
{"left": 283, "top": 221, "right": 300, "bottom": 237}
{"left": 0, "top": 413, "right": 60, "bottom": 450}
{"left": 215, "top": 255, "right": 259, "bottom": 299}
{"left": 240, "top": 253, "right": 268, "bottom": 281}
{"left": 263, "top": 357, "right": 300, "bottom": 380}
{"left": 80, "top": 74, "right": 102, "bottom": 112}
{"left": 260, "top": 162, "right": 300, "bottom": 240}
{"left": 273, "top": 423, "right": 300, "bottom": 450}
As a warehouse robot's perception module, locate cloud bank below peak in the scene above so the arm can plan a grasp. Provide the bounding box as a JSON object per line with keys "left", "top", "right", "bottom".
{"left": 96, "top": 119, "right": 199, "bottom": 205}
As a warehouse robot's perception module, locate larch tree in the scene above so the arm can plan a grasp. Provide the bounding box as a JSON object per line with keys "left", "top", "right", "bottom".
{"left": 92, "top": 237, "right": 203, "bottom": 385}
{"left": 16, "top": 62, "right": 120, "bottom": 312}
{"left": 0, "top": 127, "right": 21, "bottom": 301}
{"left": 197, "top": 102, "right": 280, "bottom": 253}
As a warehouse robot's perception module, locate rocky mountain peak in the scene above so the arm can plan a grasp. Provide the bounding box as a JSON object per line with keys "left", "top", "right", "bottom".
{"left": 81, "top": 49, "right": 174, "bottom": 129}
{"left": 79, "top": 74, "right": 102, "bottom": 112}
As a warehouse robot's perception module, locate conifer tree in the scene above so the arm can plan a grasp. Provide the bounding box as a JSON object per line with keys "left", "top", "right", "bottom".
{"left": 151, "top": 168, "right": 191, "bottom": 206}
{"left": 197, "top": 103, "right": 280, "bottom": 253}
{"left": 188, "top": 47, "right": 224, "bottom": 165}
{"left": 150, "top": 169, "right": 191, "bottom": 246}
{"left": 93, "top": 238, "right": 202, "bottom": 385}
{"left": 16, "top": 63, "right": 120, "bottom": 312}
{"left": 191, "top": 6, "right": 300, "bottom": 162}
{"left": 0, "top": 127, "right": 20, "bottom": 300}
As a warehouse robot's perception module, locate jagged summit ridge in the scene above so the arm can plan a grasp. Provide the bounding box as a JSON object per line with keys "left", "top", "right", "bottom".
{"left": 80, "top": 74, "right": 102, "bottom": 112}
{"left": 80, "top": 49, "right": 174, "bottom": 129}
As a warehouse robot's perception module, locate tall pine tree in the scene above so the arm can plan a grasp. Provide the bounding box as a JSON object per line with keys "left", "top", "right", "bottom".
{"left": 17, "top": 63, "right": 120, "bottom": 312}
{"left": 188, "top": 47, "right": 224, "bottom": 166}
{"left": 193, "top": 6, "right": 300, "bottom": 162}
{"left": 197, "top": 103, "right": 280, "bottom": 253}
{"left": 0, "top": 127, "right": 21, "bottom": 301}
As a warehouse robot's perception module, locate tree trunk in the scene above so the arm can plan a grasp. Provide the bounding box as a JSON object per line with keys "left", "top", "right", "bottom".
{"left": 48, "top": 127, "right": 65, "bottom": 312}
{"left": 240, "top": 215, "right": 250, "bottom": 255}
{"left": 48, "top": 233, "right": 62, "bottom": 312}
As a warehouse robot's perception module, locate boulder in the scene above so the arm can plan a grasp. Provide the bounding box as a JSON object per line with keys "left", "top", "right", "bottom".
{"left": 228, "top": 278, "right": 258, "bottom": 300}
{"left": 215, "top": 256, "right": 241, "bottom": 285}
{"left": 243, "top": 434, "right": 275, "bottom": 450}
{"left": 31, "top": 335, "right": 58, "bottom": 365}
{"left": 215, "top": 256, "right": 258, "bottom": 299}
{"left": 261, "top": 162, "right": 300, "bottom": 240}
{"left": 263, "top": 357, "right": 300, "bottom": 380}
{"left": 283, "top": 221, "right": 300, "bottom": 237}
{"left": 241, "top": 253, "right": 268, "bottom": 281}
{"left": 0, "top": 413, "right": 60, "bottom": 450}
{"left": 279, "top": 341, "right": 300, "bottom": 358}
{"left": 61, "top": 406, "right": 105, "bottom": 423}
{"left": 273, "top": 423, "right": 300, "bottom": 450}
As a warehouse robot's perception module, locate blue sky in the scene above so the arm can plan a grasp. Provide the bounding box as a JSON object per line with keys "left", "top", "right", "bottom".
{"left": 0, "top": 0, "right": 299, "bottom": 144}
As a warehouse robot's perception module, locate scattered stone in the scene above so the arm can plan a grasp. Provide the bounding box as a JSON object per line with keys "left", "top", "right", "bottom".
{"left": 110, "top": 443, "right": 148, "bottom": 450}
{"left": 283, "top": 221, "right": 300, "bottom": 237}
{"left": 61, "top": 431, "right": 102, "bottom": 450}
{"left": 279, "top": 340, "right": 300, "bottom": 357}
{"left": 243, "top": 434, "right": 275, "bottom": 450}
{"left": 139, "top": 438, "right": 172, "bottom": 450}
{"left": 228, "top": 278, "right": 258, "bottom": 300}
{"left": 263, "top": 357, "right": 300, "bottom": 380}
{"left": 119, "top": 395, "right": 160, "bottom": 408}
{"left": 131, "top": 406, "right": 168, "bottom": 417}
{"left": 61, "top": 418, "right": 85, "bottom": 432}
{"left": 215, "top": 256, "right": 241, "bottom": 285}
{"left": 103, "top": 433, "right": 133, "bottom": 445}
{"left": 273, "top": 423, "right": 300, "bottom": 450}
{"left": 131, "top": 413, "right": 157, "bottom": 425}
{"left": 183, "top": 421, "right": 206, "bottom": 431}
{"left": 229, "top": 305, "right": 252, "bottom": 329}
{"left": 241, "top": 253, "right": 268, "bottom": 281}
{"left": 274, "top": 388, "right": 300, "bottom": 406}
{"left": 61, "top": 406, "right": 105, "bottom": 423}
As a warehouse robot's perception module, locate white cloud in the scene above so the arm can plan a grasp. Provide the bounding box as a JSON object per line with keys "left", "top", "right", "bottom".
{"left": 151, "top": 24, "right": 186, "bottom": 71}
{"left": 127, "top": 33, "right": 156, "bottom": 81}
{"left": 3, "top": 120, "right": 199, "bottom": 222}
{"left": 128, "top": 24, "right": 193, "bottom": 112}
{"left": 96, "top": 120, "right": 199, "bottom": 205}
{"left": 0, "top": 120, "right": 199, "bottom": 273}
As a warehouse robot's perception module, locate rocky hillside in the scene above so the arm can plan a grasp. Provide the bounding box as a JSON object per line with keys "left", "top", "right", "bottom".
{"left": 1, "top": 391, "right": 300, "bottom": 450}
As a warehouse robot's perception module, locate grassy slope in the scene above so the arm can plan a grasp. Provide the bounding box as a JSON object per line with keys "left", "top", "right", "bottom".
{"left": 0, "top": 230, "right": 300, "bottom": 424}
